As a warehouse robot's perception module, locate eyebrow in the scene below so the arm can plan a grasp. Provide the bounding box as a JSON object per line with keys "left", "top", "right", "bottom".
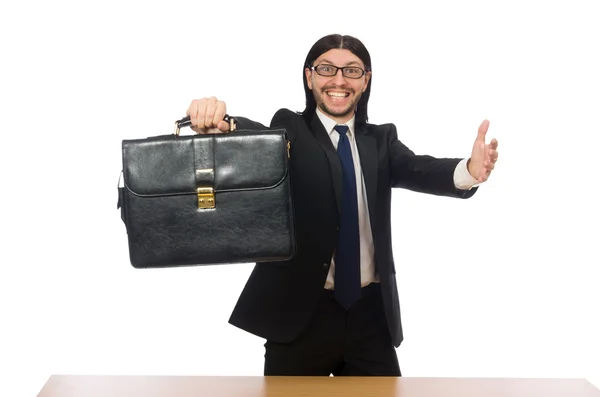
{"left": 319, "top": 59, "right": 362, "bottom": 67}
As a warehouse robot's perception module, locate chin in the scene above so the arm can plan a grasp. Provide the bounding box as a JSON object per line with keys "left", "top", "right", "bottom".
{"left": 323, "top": 104, "right": 354, "bottom": 118}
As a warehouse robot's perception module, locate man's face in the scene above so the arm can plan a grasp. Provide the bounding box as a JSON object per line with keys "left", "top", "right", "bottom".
{"left": 305, "top": 49, "right": 371, "bottom": 124}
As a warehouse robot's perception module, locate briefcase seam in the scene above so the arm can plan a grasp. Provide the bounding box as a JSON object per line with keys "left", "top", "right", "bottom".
{"left": 122, "top": 166, "right": 289, "bottom": 198}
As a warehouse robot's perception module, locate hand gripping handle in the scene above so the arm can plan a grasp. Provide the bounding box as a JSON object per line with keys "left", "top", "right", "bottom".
{"left": 174, "top": 114, "right": 237, "bottom": 135}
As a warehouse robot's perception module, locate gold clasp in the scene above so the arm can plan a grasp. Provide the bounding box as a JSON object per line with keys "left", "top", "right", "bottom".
{"left": 228, "top": 116, "right": 237, "bottom": 132}
{"left": 197, "top": 187, "right": 215, "bottom": 209}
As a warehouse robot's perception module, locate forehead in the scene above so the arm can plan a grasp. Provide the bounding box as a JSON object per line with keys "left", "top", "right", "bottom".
{"left": 313, "top": 49, "right": 364, "bottom": 67}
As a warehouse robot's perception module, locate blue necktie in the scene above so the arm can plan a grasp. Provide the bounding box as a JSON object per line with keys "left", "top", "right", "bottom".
{"left": 334, "top": 124, "right": 361, "bottom": 309}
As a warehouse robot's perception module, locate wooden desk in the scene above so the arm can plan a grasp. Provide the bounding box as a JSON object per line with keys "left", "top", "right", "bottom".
{"left": 37, "top": 375, "right": 600, "bottom": 397}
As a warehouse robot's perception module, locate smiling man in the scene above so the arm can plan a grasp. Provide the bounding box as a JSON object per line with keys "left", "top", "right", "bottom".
{"left": 306, "top": 51, "right": 370, "bottom": 122}
{"left": 186, "top": 33, "right": 499, "bottom": 377}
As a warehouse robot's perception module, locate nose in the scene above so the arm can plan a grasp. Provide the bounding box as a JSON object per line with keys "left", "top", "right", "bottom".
{"left": 332, "top": 69, "right": 347, "bottom": 85}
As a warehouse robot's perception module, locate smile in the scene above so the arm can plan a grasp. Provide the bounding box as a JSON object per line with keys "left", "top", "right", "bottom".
{"left": 326, "top": 91, "right": 350, "bottom": 98}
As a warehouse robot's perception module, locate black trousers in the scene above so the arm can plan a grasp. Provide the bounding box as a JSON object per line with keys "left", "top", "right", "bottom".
{"left": 264, "top": 283, "right": 401, "bottom": 376}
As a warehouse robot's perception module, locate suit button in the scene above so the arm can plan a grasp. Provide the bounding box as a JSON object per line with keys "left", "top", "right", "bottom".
{"left": 336, "top": 226, "right": 340, "bottom": 231}
{"left": 323, "top": 263, "right": 329, "bottom": 270}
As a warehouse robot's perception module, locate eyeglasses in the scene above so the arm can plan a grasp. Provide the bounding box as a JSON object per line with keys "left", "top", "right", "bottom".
{"left": 310, "top": 64, "right": 367, "bottom": 79}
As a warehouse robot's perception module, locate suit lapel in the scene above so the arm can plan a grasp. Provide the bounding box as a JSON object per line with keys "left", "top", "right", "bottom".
{"left": 309, "top": 115, "right": 343, "bottom": 216}
{"left": 355, "top": 124, "right": 378, "bottom": 233}
{"left": 307, "top": 115, "right": 379, "bottom": 225}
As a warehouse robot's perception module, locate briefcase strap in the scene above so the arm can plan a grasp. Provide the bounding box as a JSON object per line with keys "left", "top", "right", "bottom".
{"left": 173, "top": 114, "right": 237, "bottom": 136}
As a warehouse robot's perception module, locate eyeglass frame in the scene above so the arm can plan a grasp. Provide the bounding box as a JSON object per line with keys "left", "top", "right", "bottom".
{"left": 309, "top": 64, "right": 369, "bottom": 79}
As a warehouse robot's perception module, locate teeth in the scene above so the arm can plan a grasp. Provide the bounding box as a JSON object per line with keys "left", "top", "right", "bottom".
{"left": 328, "top": 92, "right": 347, "bottom": 98}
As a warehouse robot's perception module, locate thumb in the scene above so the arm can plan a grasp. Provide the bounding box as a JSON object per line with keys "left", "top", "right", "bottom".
{"left": 477, "top": 119, "right": 490, "bottom": 142}
{"left": 217, "top": 120, "right": 231, "bottom": 132}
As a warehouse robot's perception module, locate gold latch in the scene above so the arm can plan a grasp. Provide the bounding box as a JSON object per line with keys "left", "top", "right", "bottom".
{"left": 287, "top": 141, "right": 290, "bottom": 158}
{"left": 197, "top": 187, "right": 215, "bottom": 209}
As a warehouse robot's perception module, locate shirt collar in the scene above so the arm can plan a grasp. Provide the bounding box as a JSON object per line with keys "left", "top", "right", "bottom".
{"left": 316, "top": 107, "right": 356, "bottom": 138}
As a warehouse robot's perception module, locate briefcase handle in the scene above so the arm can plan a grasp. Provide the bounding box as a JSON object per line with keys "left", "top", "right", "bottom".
{"left": 174, "top": 115, "right": 237, "bottom": 136}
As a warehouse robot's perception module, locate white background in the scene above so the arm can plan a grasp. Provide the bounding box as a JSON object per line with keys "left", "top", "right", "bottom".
{"left": 1, "top": 0, "right": 599, "bottom": 395}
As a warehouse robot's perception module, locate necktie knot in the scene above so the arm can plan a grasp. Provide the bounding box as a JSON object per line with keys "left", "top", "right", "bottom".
{"left": 334, "top": 124, "right": 349, "bottom": 136}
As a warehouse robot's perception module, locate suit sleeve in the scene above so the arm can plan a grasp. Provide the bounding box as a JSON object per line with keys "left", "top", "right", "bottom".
{"left": 388, "top": 124, "right": 476, "bottom": 198}
{"left": 269, "top": 109, "right": 299, "bottom": 144}
{"left": 231, "top": 116, "right": 269, "bottom": 130}
{"left": 234, "top": 110, "right": 296, "bottom": 140}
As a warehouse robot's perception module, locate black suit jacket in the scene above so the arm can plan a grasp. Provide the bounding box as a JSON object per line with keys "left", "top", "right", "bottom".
{"left": 228, "top": 109, "right": 477, "bottom": 347}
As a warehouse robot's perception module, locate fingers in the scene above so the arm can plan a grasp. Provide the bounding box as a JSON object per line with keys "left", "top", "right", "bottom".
{"left": 186, "top": 99, "right": 199, "bottom": 132}
{"left": 477, "top": 168, "right": 492, "bottom": 183}
{"left": 484, "top": 149, "right": 498, "bottom": 169}
{"left": 477, "top": 119, "right": 490, "bottom": 142}
{"left": 489, "top": 138, "right": 498, "bottom": 150}
{"left": 480, "top": 147, "right": 498, "bottom": 182}
{"left": 203, "top": 97, "right": 218, "bottom": 129}
{"left": 482, "top": 135, "right": 499, "bottom": 182}
{"left": 186, "top": 98, "right": 207, "bottom": 133}
{"left": 187, "top": 97, "right": 228, "bottom": 134}
{"left": 469, "top": 121, "right": 497, "bottom": 184}
{"left": 212, "top": 100, "right": 228, "bottom": 130}
{"left": 197, "top": 98, "right": 208, "bottom": 131}
{"left": 471, "top": 147, "right": 498, "bottom": 184}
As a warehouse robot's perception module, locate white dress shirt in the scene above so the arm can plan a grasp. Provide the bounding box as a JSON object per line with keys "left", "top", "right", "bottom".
{"left": 315, "top": 108, "right": 479, "bottom": 290}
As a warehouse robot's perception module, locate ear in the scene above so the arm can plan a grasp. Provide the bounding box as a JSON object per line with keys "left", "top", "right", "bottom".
{"left": 305, "top": 67, "right": 313, "bottom": 90}
{"left": 362, "top": 71, "right": 372, "bottom": 93}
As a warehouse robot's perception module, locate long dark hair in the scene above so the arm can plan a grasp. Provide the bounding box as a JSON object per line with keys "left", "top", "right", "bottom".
{"left": 301, "top": 34, "right": 372, "bottom": 125}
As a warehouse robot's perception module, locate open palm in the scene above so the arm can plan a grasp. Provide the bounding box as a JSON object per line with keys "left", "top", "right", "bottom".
{"left": 468, "top": 120, "right": 499, "bottom": 183}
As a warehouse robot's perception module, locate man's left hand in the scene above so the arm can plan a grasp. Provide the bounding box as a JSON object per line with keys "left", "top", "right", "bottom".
{"left": 468, "top": 119, "right": 499, "bottom": 183}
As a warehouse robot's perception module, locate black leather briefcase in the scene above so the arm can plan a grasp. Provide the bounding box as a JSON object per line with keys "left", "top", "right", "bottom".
{"left": 117, "top": 115, "right": 295, "bottom": 268}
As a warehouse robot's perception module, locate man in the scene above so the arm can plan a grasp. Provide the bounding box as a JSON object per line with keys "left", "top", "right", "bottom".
{"left": 186, "top": 34, "right": 498, "bottom": 376}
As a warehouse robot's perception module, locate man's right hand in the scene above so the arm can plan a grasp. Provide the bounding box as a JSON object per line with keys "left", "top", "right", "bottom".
{"left": 186, "top": 97, "right": 230, "bottom": 134}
